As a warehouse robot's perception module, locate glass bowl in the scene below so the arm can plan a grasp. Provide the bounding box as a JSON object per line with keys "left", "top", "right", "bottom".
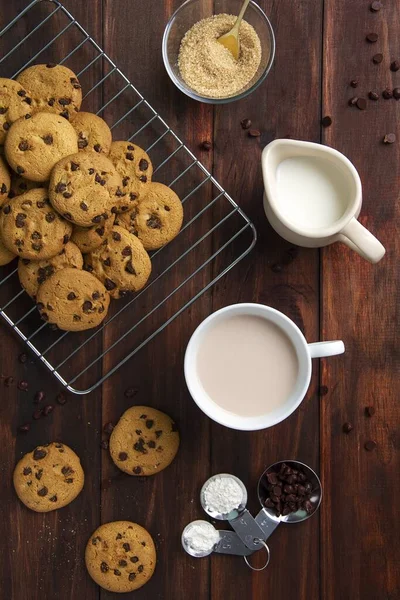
{"left": 162, "top": 0, "right": 275, "bottom": 104}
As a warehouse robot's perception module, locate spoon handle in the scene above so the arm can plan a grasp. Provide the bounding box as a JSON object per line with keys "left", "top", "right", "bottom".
{"left": 234, "top": 0, "right": 251, "bottom": 29}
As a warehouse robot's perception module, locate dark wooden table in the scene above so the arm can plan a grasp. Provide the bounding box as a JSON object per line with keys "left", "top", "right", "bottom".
{"left": 0, "top": 1, "right": 399, "bottom": 599}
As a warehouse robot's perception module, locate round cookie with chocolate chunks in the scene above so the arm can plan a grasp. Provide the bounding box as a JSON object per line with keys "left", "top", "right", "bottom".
{"left": 5, "top": 112, "right": 78, "bottom": 182}
{"left": 49, "top": 152, "right": 122, "bottom": 227}
{"left": 109, "top": 406, "right": 179, "bottom": 476}
{"left": 16, "top": 63, "right": 82, "bottom": 120}
{"left": 120, "top": 182, "right": 183, "bottom": 250}
{"left": 108, "top": 141, "right": 153, "bottom": 206}
{"left": 71, "top": 111, "right": 112, "bottom": 155}
{"left": 0, "top": 78, "right": 32, "bottom": 145}
{"left": 36, "top": 267, "right": 110, "bottom": 331}
{"left": 0, "top": 188, "right": 72, "bottom": 260}
{"left": 0, "top": 231, "right": 15, "bottom": 266}
{"left": 18, "top": 241, "right": 83, "bottom": 299}
{"left": 86, "top": 226, "right": 151, "bottom": 299}
{"left": 13, "top": 442, "right": 84, "bottom": 513}
{"left": 85, "top": 521, "right": 156, "bottom": 593}
{"left": 71, "top": 215, "right": 115, "bottom": 254}
{"left": 0, "top": 155, "right": 11, "bottom": 207}
{"left": 9, "top": 173, "right": 43, "bottom": 198}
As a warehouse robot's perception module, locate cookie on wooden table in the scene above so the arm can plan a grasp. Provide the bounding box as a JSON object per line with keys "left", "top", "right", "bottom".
{"left": 109, "top": 405, "right": 180, "bottom": 476}
{"left": 0, "top": 188, "right": 72, "bottom": 260}
{"left": 36, "top": 267, "right": 110, "bottom": 331}
{"left": 71, "top": 215, "right": 115, "bottom": 254}
{"left": 85, "top": 521, "right": 156, "bottom": 592}
{"left": 108, "top": 141, "right": 153, "bottom": 206}
{"left": 16, "top": 63, "right": 82, "bottom": 119}
{"left": 5, "top": 112, "right": 78, "bottom": 182}
{"left": 0, "top": 78, "right": 32, "bottom": 145}
{"left": 49, "top": 151, "right": 122, "bottom": 227}
{"left": 9, "top": 173, "right": 43, "bottom": 198}
{"left": 116, "top": 182, "right": 183, "bottom": 250}
{"left": 71, "top": 111, "right": 112, "bottom": 155}
{"left": 0, "top": 231, "right": 15, "bottom": 266}
{"left": 0, "top": 155, "right": 10, "bottom": 207}
{"left": 18, "top": 241, "right": 83, "bottom": 299}
{"left": 13, "top": 442, "right": 84, "bottom": 513}
{"left": 85, "top": 225, "right": 151, "bottom": 299}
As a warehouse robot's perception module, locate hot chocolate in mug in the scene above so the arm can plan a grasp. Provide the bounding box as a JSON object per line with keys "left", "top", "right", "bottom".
{"left": 262, "top": 139, "right": 385, "bottom": 264}
{"left": 184, "top": 303, "right": 345, "bottom": 431}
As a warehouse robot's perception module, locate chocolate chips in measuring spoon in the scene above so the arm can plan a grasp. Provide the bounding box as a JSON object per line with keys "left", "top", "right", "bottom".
{"left": 262, "top": 462, "right": 316, "bottom": 517}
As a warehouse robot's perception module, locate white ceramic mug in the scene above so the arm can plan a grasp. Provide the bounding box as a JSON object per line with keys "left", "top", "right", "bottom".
{"left": 184, "top": 303, "right": 345, "bottom": 431}
{"left": 262, "top": 139, "right": 385, "bottom": 264}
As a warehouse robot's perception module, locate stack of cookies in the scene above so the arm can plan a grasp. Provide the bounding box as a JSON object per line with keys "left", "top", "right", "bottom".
{"left": 0, "top": 64, "right": 184, "bottom": 331}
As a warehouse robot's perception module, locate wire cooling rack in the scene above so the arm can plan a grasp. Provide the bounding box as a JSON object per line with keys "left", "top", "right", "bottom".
{"left": 0, "top": 0, "right": 256, "bottom": 394}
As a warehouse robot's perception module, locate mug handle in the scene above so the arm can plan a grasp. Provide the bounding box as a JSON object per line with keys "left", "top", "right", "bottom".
{"left": 340, "top": 217, "right": 385, "bottom": 264}
{"left": 308, "top": 341, "right": 345, "bottom": 358}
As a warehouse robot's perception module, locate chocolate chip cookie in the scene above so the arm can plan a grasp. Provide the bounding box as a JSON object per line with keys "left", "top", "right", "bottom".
{"left": 9, "top": 173, "right": 43, "bottom": 198}
{"left": 0, "top": 188, "right": 72, "bottom": 260}
{"left": 49, "top": 152, "right": 122, "bottom": 226}
{"left": 85, "top": 521, "right": 156, "bottom": 592}
{"left": 5, "top": 112, "right": 78, "bottom": 182}
{"left": 16, "top": 63, "right": 82, "bottom": 119}
{"left": 118, "top": 182, "right": 183, "bottom": 250}
{"left": 71, "top": 215, "right": 115, "bottom": 254}
{"left": 86, "top": 226, "right": 151, "bottom": 299}
{"left": 0, "top": 155, "right": 10, "bottom": 207}
{"left": 18, "top": 241, "right": 83, "bottom": 299}
{"left": 0, "top": 231, "right": 15, "bottom": 266}
{"left": 36, "top": 267, "right": 110, "bottom": 331}
{"left": 71, "top": 111, "right": 112, "bottom": 155}
{"left": 109, "top": 406, "right": 179, "bottom": 476}
{"left": 109, "top": 141, "right": 153, "bottom": 205}
{"left": 0, "top": 78, "right": 32, "bottom": 145}
{"left": 13, "top": 442, "right": 84, "bottom": 513}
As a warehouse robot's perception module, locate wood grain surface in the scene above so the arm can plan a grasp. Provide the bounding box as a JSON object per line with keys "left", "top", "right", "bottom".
{"left": 0, "top": 1, "right": 398, "bottom": 599}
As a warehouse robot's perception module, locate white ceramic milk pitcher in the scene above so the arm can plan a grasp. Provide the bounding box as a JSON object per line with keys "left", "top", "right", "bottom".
{"left": 262, "top": 139, "right": 385, "bottom": 263}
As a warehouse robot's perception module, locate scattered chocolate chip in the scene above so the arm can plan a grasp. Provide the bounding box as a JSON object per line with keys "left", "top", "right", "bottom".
{"left": 37, "top": 486, "right": 48, "bottom": 497}
{"left": 248, "top": 129, "right": 261, "bottom": 137}
{"left": 67, "top": 292, "right": 76, "bottom": 301}
{"left": 100, "top": 562, "right": 109, "bottom": 573}
{"left": 23, "top": 467, "right": 32, "bottom": 476}
{"left": 393, "top": 87, "right": 400, "bottom": 100}
{"left": 321, "top": 115, "right": 332, "bottom": 127}
{"left": 113, "top": 569, "right": 121, "bottom": 576}
{"left": 372, "top": 53, "right": 383, "bottom": 64}
{"left": 350, "top": 79, "right": 358, "bottom": 88}
{"left": 147, "top": 215, "right": 161, "bottom": 229}
{"left": 356, "top": 98, "right": 367, "bottom": 110}
{"left": 63, "top": 191, "right": 72, "bottom": 199}
{"left": 63, "top": 234, "right": 70, "bottom": 244}
{"left": 382, "top": 88, "right": 393, "bottom": 99}
{"left": 200, "top": 140, "right": 212, "bottom": 151}
{"left": 45, "top": 212, "right": 56, "bottom": 223}
{"left": 46, "top": 63, "right": 56, "bottom": 68}
{"left": 3, "top": 204, "right": 11, "bottom": 215}
{"left": 134, "top": 438, "right": 147, "bottom": 454}
{"left": 240, "top": 118, "right": 252, "bottom": 129}
{"left": 48, "top": 98, "right": 55, "bottom": 106}
{"left": 383, "top": 133, "right": 396, "bottom": 144}
{"left": 342, "top": 422, "right": 353, "bottom": 433}
{"left": 15, "top": 213, "right": 26, "bottom": 228}
{"left": 124, "top": 387, "right": 137, "bottom": 398}
{"left": 112, "top": 231, "right": 121, "bottom": 242}
{"left": 127, "top": 144, "right": 134, "bottom": 150}
{"left": 42, "top": 404, "right": 54, "bottom": 416}
{"left": 370, "top": 1, "right": 383, "bottom": 11}
{"left": 128, "top": 573, "right": 136, "bottom": 581}
{"left": 92, "top": 215, "right": 102, "bottom": 223}
{"left": 93, "top": 144, "right": 101, "bottom": 153}
{"left": 78, "top": 138, "right": 88, "bottom": 149}
{"left": 364, "top": 440, "right": 377, "bottom": 451}
{"left": 125, "top": 152, "right": 133, "bottom": 161}
{"left": 368, "top": 91, "right": 379, "bottom": 101}
{"left": 95, "top": 227, "right": 104, "bottom": 237}
{"left": 59, "top": 97, "right": 71, "bottom": 106}
{"left": 125, "top": 260, "right": 136, "bottom": 275}
{"left": 103, "top": 422, "right": 114, "bottom": 435}
{"left": 122, "top": 543, "right": 130, "bottom": 552}
{"left": 70, "top": 161, "right": 79, "bottom": 171}
{"left": 140, "top": 414, "right": 147, "bottom": 419}
{"left": 100, "top": 440, "right": 109, "bottom": 450}
{"left": 42, "top": 134, "right": 53, "bottom": 145}
{"left": 61, "top": 466, "right": 73, "bottom": 476}
{"left": 3, "top": 122, "right": 10, "bottom": 131}
{"left": 129, "top": 192, "right": 137, "bottom": 201}
{"left": 118, "top": 452, "right": 128, "bottom": 461}
{"left": 132, "top": 466, "right": 142, "bottom": 475}
{"left": 82, "top": 300, "right": 93, "bottom": 313}
{"left": 4, "top": 376, "right": 14, "bottom": 387}
{"left": 138, "top": 565, "right": 144, "bottom": 573}
{"left": 25, "top": 114, "right": 31, "bottom": 119}
{"left": 366, "top": 32, "right": 379, "bottom": 43}
{"left": 56, "top": 392, "right": 67, "bottom": 405}
{"left": 34, "top": 390, "right": 45, "bottom": 404}
{"left": 390, "top": 60, "right": 400, "bottom": 72}
{"left": 35, "top": 469, "right": 43, "bottom": 480}
{"left": 65, "top": 478, "right": 74, "bottom": 483}
{"left": 18, "top": 140, "right": 30, "bottom": 151}
{"left": 365, "top": 406, "right": 376, "bottom": 417}
{"left": 146, "top": 419, "right": 154, "bottom": 429}
{"left": 32, "top": 408, "right": 43, "bottom": 420}
{"left": 49, "top": 495, "right": 57, "bottom": 502}
{"left": 16, "top": 166, "right": 25, "bottom": 174}
{"left": 148, "top": 440, "right": 156, "bottom": 448}
{"left": 130, "top": 556, "right": 139, "bottom": 563}
{"left": 18, "top": 352, "right": 28, "bottom": 364}
{"left": 55, "top": 182, "right": 67, "bottom": 194}
{"left": 18, "top": 380, "right": 28, "bottom": 391}
{"left": 104, "top": 278, "right": 116, "bottom": 291}
{"left": 0, "top": 107, "right": 7, "bottom": 114}
{"left": 60, "top": 110, "right": 69, "bottom": 119}
{"left": 18, "top": 423, "right": 31, "bottom": 433}
{"left": 155, "top": 431, "right": 163, "bottom": 439}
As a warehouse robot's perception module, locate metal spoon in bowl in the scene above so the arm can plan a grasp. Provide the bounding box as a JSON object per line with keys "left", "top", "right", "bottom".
{"left": 217, "top": 0, "right": 251, "bottom": 60}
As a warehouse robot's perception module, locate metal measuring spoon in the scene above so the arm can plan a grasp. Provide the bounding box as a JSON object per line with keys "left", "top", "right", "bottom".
{"left": 181, "top": 520, "right": 254, "bottom": 558}
{"left": 200, "top": 473, "right": 266, "bottom": 552}
{"left": 255, "top": 460, "right": 322, "bottom": 539}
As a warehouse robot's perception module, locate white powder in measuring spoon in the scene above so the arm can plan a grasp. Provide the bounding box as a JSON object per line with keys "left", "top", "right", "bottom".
{"left": 184, "top": 521, "right": 220, "bottom": 553}
{"left": 204, "top": 476, "right": 244, "bottom": 514}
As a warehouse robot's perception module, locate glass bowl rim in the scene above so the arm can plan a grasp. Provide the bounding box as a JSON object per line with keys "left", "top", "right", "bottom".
{"left": 162, "top": 0, "right": 276, "bottom": 104}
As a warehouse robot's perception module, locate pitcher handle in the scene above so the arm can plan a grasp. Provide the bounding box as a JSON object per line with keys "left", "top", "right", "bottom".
{"left": 308, "top": 341, "right": 345, "bottom": 358}
{"left": 341, "top": 217, "right": 385, "bottom": 264}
